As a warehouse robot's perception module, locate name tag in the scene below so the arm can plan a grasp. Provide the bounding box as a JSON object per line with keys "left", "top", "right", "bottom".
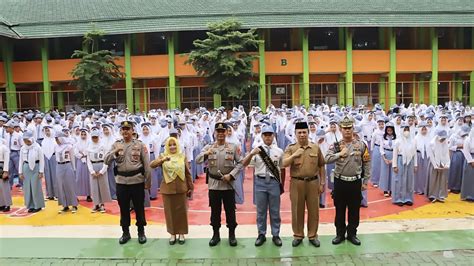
{"left": 64, "top": 151, "right": 70, "bottom": 160}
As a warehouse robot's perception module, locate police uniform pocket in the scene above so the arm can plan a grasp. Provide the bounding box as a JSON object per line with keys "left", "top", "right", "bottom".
{"left": 208, "top": 154, "right": 217, "bottom": 167}
{"left": 131, "top": 148, "right": 141, "bottom": 162}
{"left": 224, "top": 152, "right": 234, "bottom": 167}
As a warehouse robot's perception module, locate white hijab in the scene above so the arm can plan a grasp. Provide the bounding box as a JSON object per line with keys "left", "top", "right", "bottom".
{"left": 398, "top": 128, "right": 417, "bottom": 165}
{"left": 414, "top": 127, "right": 431, "bottom": 159}
{"left": 41, "top": 129, "right": 57, "bottom": 160}
{"left": 23, "top": 136, "right": 40, "bottom": 171}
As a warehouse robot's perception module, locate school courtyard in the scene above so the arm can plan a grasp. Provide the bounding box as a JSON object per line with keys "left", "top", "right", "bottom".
{"left": 1, "top": 168, "right": 473, "bottom": 265}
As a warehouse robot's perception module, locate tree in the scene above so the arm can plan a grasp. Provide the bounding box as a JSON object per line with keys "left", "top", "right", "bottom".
{"left": 70, "top": 28, "right": 123, "bottom": 106}
{"left": 186, "top": 19, "right": 259, "bottom": 99}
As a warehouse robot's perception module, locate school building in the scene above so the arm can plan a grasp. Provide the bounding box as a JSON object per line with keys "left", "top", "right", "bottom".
{"left": 0, "top": 0, "right": 473, "bottom": 112}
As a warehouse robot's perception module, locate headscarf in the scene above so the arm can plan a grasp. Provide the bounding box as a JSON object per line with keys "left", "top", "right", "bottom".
{"left": 41, "top": 126, "right": 57, "bottom": 160}
{"left": 161, "top": 137, "right": 185, "bottom": 183}
{"left": 22, "top": 131, "right": 40, "bottom": 171}
{"left": 398, "top": 127, "right": 416, "bottom": 165}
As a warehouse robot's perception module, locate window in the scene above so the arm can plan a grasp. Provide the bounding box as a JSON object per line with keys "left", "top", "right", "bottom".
{"left": 309, "top": 83, "right": 337, "bottom": 105}
{"left": 270, "top": 84, "right": 292, "bottom": 107}
{"left": 181, "top": 87, "right": 213, "bottom": 109}
{"left": 308, "top": 28, "right": 340, "bottom": 50}
{"left": 396, "top": 82, "right": 414, "bottom": 105}
{"left": 352, "top": 28, "right": 379, "bottom": 50}
{"left": 221, "top": 88, "right": 258, "bottom": 110}
{"left": 437, "top": 82, "right": 450, "bottom": 105}
{"left": 354, "top": 83, "right": 379, "bottom": 106}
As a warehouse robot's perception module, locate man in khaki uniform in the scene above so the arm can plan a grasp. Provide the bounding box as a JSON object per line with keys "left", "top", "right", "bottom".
{"left": 104, "top": 121, "right": 151, "bottom": 245}
{"left": 283, "top": 121, "right": 326, "bottom": 247}
{"left": 325, "top": 116, "right": 370, "bottom": 246}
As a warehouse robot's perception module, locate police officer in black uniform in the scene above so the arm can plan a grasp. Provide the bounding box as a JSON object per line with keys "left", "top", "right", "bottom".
{"left": 104, "top": 121, "right": 151, "bottom": 245}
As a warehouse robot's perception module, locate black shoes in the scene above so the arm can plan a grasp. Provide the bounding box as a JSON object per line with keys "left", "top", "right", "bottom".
{"left": 178, "top": 235, "right": 185, "bottom": 245}
{"left": 405, "top": 201, "right": 413, "bottom": 206}
{"left": 347, "top": 235, "right": 361, "bottom": 246}
{"left": 209, "top": 230, "right": 221, "bottom": 247}
{"left": 27, "top": 208, "right": 41, "bottom": 213}
{"left": 86, "top": 196, "right": 93, "bottom": 202}
{"left": 229, "top": 234, "right": 238, "bottom": 247}
{"left": 292, "top": 239, "right": 302, "bottom": 247}
{"left": 138, "top": 233, "right": 147, "bottom": 244}
{"left": 119, "top": 232, "right": 131, "bottom": 244}
{"left": 272, "top": 236, "right": 282, "bottom": 247}
{"left": 255, "top": 234, "right": 266, "bottom": 246}
{"left": 319, "top": 204, "right": 326, "bottom": 208}
{"left": 332, "top": 235, "right": 345, "bottom": 245}
{"left": 2, "top": 206, "right": 10, "bottom": 212}
{"left": 309, "top": 239, "right": 320, "bottom": 247}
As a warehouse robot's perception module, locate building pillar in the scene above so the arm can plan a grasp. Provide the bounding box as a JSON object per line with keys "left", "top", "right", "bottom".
{"left": 454, "top": 74, "right": 463, "bottom": 102}
{"left": 388, "top": 27, "right": 397, "bottom": 107}
{"left": 213, "top": 94, "right": 221, "bottom": 108}
{"left": 302, "top": 29, "right": 310, "bottom": 107}
{"left": 134, "top": 81, "right": 140, "bottom": 113}
{"left": 267, "top": 76, "right": 272, "bottom": 106}
{"left": 419, "top": 80, "right": 425, "bottom": 104}
{"left": 57, "top": 91, "right": 64, "bottom": 111}
{"left": 430, "top": 28, "right": 439, "bottom": 105}
{"left": 338, "top": 28, "right": 345, "bottom": 105}
{"left": 40, "top": 39, "right": 52, "bottom": 111}
{"left": 1, "top": 39, "right": 17, "bottom": 113}
{"left": 258, "top": 31, "right": 266, "bottom": 109}
{"left": 345, "top": 28, "right": 353, "bottom": 106}
{"left": 124, "top": 34, "right": 134, "bottom": 111}
{"left": 167, "top": 33, "right": 177, "bottom": 109}
{"left": 379, "top": 77, "right": 386, "bottom": 107}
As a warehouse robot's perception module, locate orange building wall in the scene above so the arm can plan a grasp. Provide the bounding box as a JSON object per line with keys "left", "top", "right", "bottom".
{"left": 131, "top": 55, "right": 169, "bottom": 78}
{"left": 439, "top": 50, "right": 474, "bottom": 72}
{"left": 179, "top": 77, "right": 206, "bottom": 87}
{"left": 0, "top": 63, "right": 5, "bottom": 84}
{"left": 309, "top": 51, "right": 346, "bottom": 73}
{"left": 353, "top": 51, "right": 390, "bottom": 73}
{"left": 265, "top": 51, "right": 303, "bottom": 74}
{"left": 48, "top": 59, "right": 80, "bottom": 82}
{"left": 12, "top": 61, "right": 43, "bottom": 83}
{"left": 145, "top": 79, "right": 168, "bottom": 88}
{"left": 396, "top": 50, "right": 432, "bottom": 72}
{"left": 175, "top": 54, "right": 197, "bottom": 77}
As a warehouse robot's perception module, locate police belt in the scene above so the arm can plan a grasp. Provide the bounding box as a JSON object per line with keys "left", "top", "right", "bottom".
{"left": 292, "top": 176, "right": 318, "bottom": 181}
{"left": 116, "top": 167, "right": 144, "bottom": 177}
{"left": 58, "top": 161, "right": 70, "bottom": 165}
{"left": 336, "top": 174, "right": 362, "bottom": 182}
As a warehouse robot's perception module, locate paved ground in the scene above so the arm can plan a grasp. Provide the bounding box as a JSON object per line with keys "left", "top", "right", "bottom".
{"left": 1, "top": 249, "right": 473, "bottom": 265}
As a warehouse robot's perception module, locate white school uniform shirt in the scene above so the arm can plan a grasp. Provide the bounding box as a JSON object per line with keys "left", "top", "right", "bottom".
{"left": 0, "top": 143, "right": 10, "bottom": 170}
{"left": 250, "top": 143, "right": 284, "bottom": 178}
{"left": 86, "top": 142, "right": 108, "bottom": 175}
{"left": 18, "top": 144, "right": 45, "bottom": 174}
{"left": 462, "top": 135, "right": 474, "bottom": 163}
{"left": 379, "top": 136, "right": 395, "bottom": 157}
{"left": 5, "top": 132, "right": 23, "bottom": 151}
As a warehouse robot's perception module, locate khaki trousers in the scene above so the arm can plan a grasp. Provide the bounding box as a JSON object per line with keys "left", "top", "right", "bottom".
{"left": 290, "top": 178, "right": 320, "bottom": 240}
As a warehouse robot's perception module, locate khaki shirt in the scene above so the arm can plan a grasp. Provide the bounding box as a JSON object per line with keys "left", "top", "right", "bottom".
{"left": 325, "top": 139, "right": 371, "bottom": 184}
{"left": 104, "top": 139, "right": 151, "bottom": 187}
{"left": 196, "top": 142, "right": 243, "bottom": 190}
{"left": 284, "top": 142, "right": 325, "bottom": 178}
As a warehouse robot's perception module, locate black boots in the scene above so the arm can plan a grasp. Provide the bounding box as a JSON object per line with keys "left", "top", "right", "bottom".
{"left": 119, "top": 227, "right": 131, "bottom": 245}
{"left": 138, "top": 226, "right": 147, "bottom": 244}
{"left": 228, "top": 228, "right": 237, "bottom": 247}
{"left": 209, "top": 227, "right": 221, "bottom": 247}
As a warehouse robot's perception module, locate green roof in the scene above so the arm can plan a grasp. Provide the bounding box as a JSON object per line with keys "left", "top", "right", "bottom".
{"left": 1, "top": 0, "right": 473, "bottom": 39}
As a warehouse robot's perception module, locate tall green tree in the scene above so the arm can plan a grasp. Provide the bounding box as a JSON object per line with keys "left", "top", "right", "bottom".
{"left": 186, "top": 19, "right": 259, "bottom": 99}
{"left": 70, "top": 28, "right": 123, "bottom": 106}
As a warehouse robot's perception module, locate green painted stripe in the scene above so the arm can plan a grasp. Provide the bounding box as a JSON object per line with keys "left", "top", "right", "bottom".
{"left": 1, "top": 230, "right": 472, "bottom": 260}
{"left": 258, "top": 30, "right": 266, "bottom": 109}
{"left": 41, "top": 39, "right": 52, "bottom": 112}
{"left": 302, "top": 29, "right": 310, "bottom": 107}
{"left": 430, "top": 27, "right": 439, "bottom": 105}
{"left": 168, "top": 33, "right": 177, "bottom": 110}
{"left": 388, "top": 27, "right": 397, "bottom": 107}
{"left": 345, "top": 28, "right": 353, "bottom": 106}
